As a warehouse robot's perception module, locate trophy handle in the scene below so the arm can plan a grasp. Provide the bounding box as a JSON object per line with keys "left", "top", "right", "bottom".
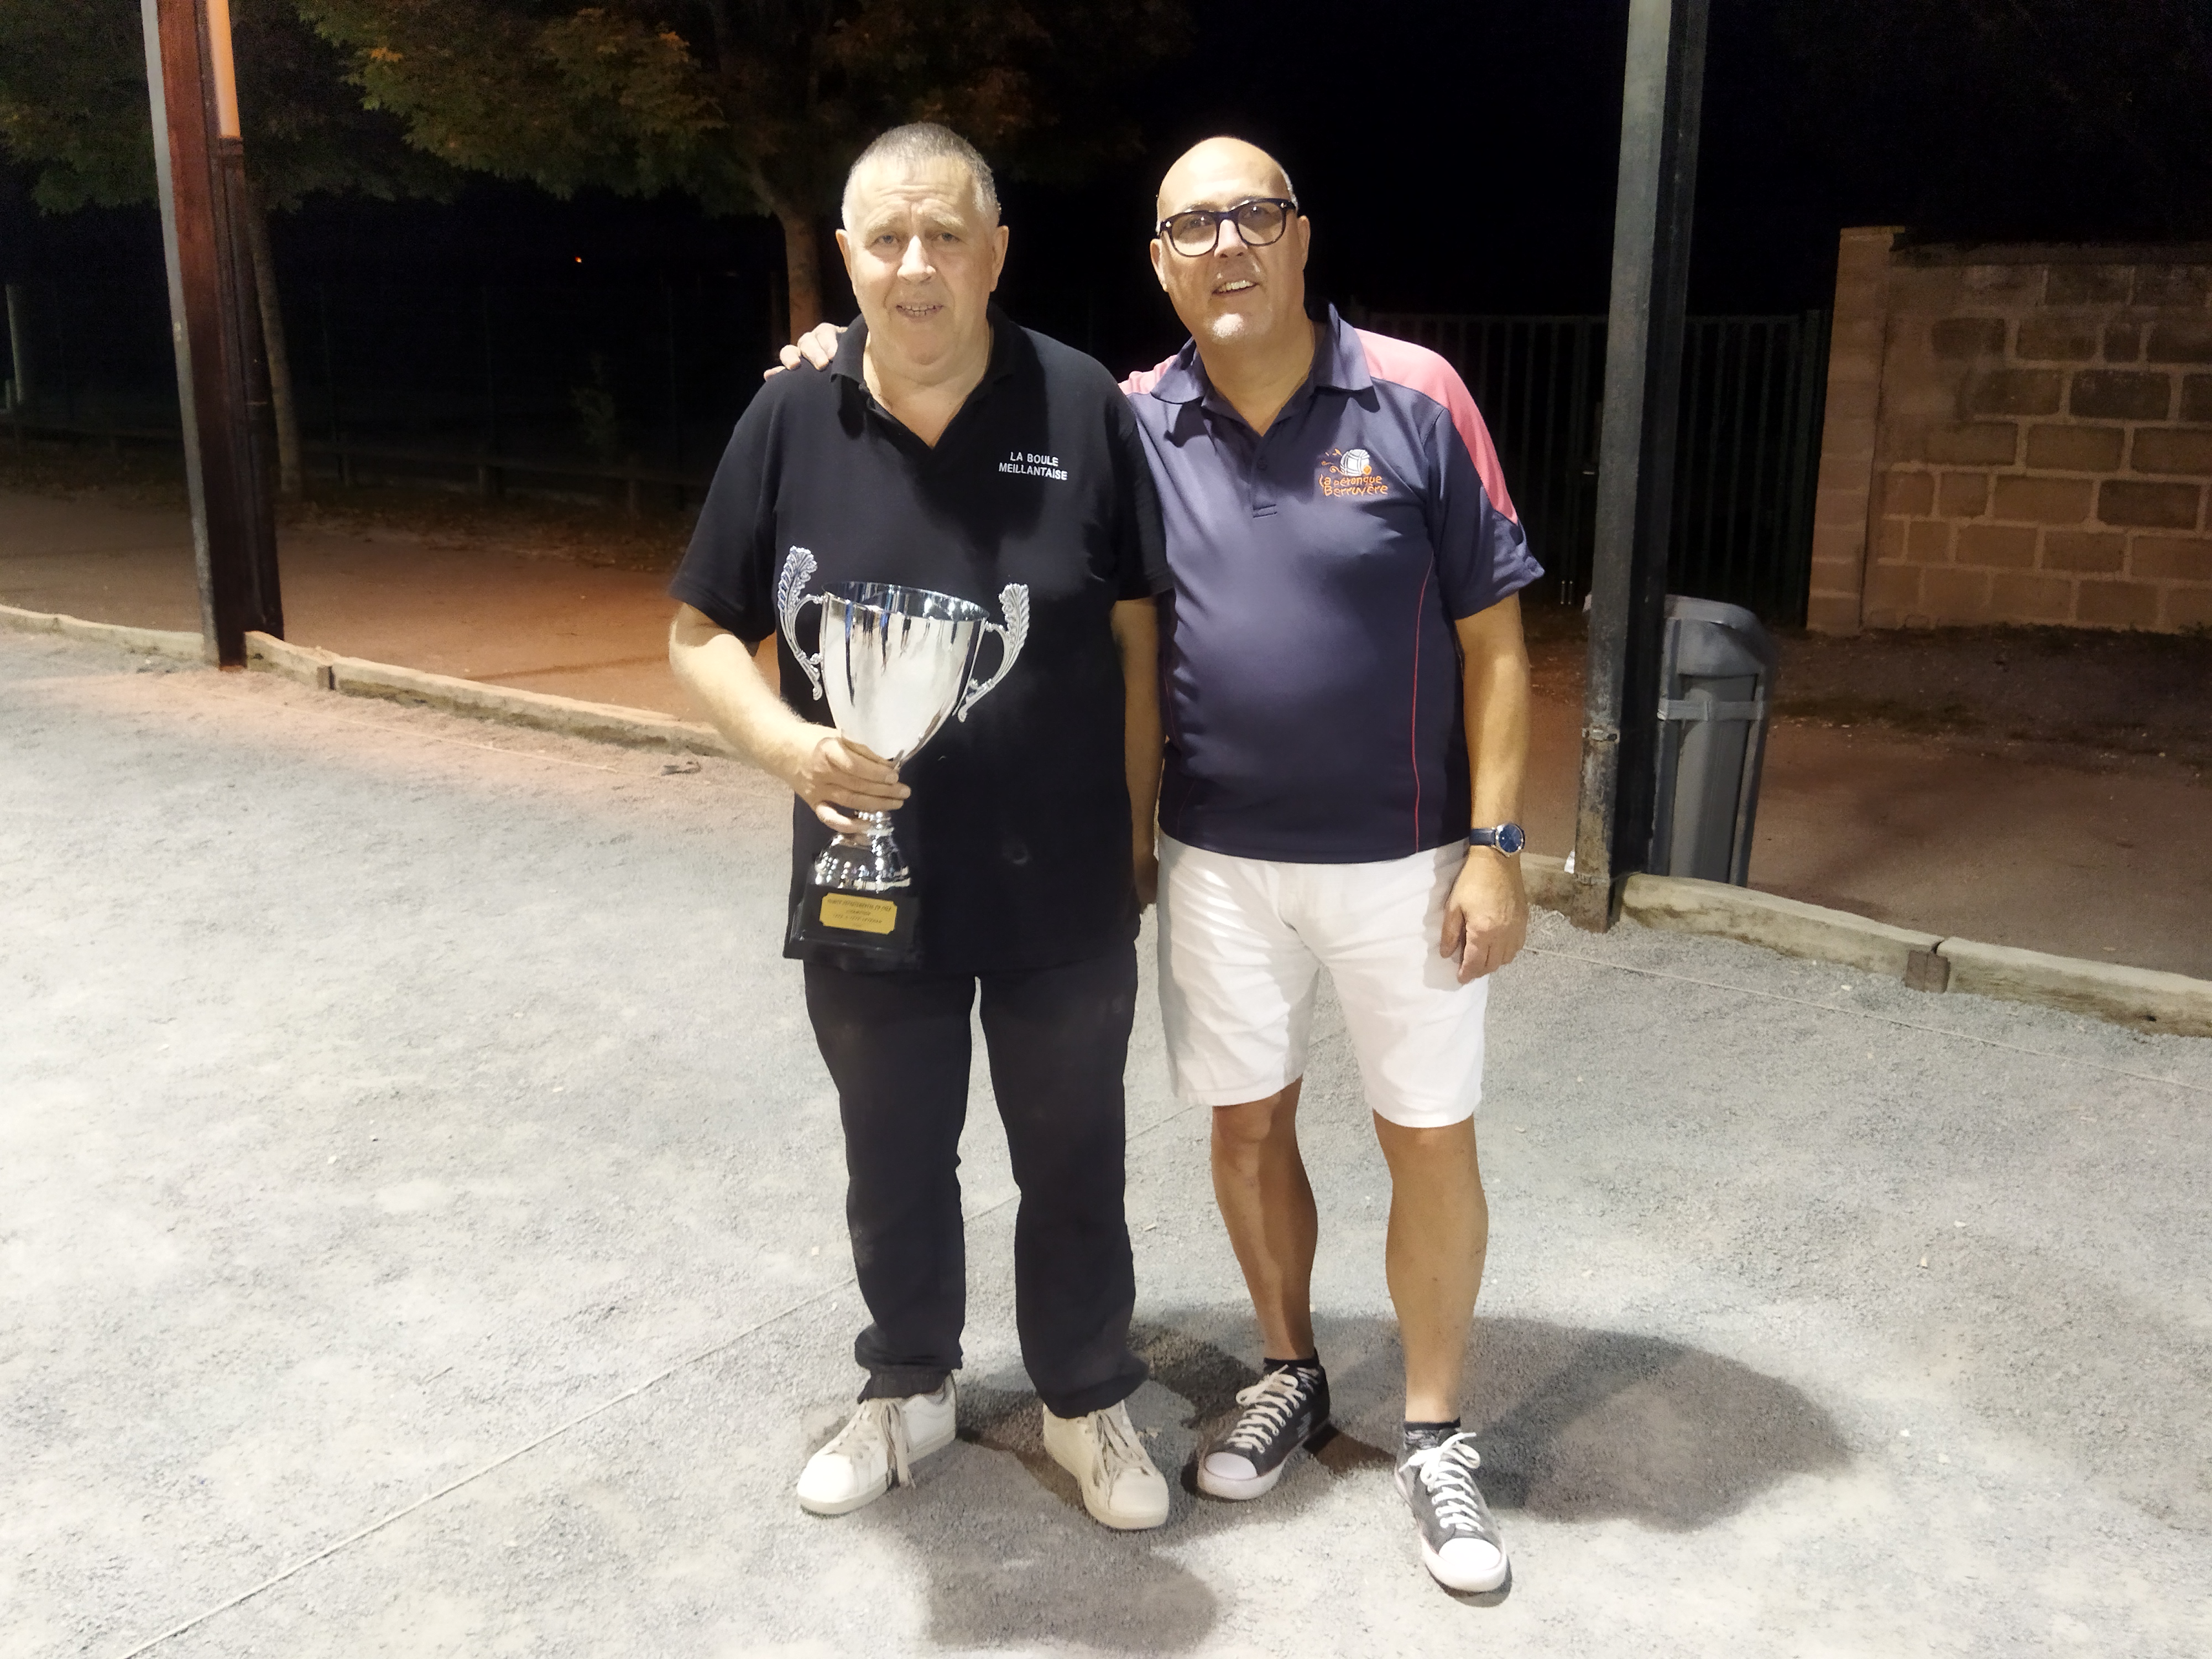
{"left": 776, "top": 546, "right": 826, "bottom": 702}
{"left": 956, "top": 583, "right": 1030, "bottom": 722}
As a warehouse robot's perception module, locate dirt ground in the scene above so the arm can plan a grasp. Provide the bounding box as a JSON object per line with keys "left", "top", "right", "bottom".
{"left": 16, "top": 441, "right": 2207, "bottom": 766}
{"left": 1517, "top": 603, "right": 2212, "bottom": 975}
{"left": 1521, "top": 601, "right": 2212, "bottom": 773}
{"left": 5, "top": 442, "right": 2210, "bottom": 976}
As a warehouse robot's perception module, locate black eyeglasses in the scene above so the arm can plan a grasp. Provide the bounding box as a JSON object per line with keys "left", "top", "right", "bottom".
{"left": 1155, "top": 197, "right": 1300, "bottom": 257}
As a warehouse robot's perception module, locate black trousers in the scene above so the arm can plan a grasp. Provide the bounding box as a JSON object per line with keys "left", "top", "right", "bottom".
{"left": 803, "top": 943, "right": 1147, "bottom": 1420}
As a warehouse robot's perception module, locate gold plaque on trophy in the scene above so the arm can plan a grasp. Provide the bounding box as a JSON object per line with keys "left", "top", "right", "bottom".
{"left": 817, "top": 893, "right": 900, "bottom": 935}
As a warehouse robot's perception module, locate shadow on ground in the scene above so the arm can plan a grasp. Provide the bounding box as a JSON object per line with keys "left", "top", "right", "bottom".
{"left": 1465, "top": 1316, "right": 1851, "bottom": 1525}
{"left": 849, "top": 1309, "right": 1850, "bottom": 1652}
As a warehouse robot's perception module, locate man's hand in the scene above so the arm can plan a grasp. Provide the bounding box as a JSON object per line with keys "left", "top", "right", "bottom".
{"left": 761, "top": 322, "right": 847, "bottom": 380}
{"left": 1109, "top": 596, "right": 1164, "bottom": 915}
{"left": 668, "top": 604, "right": 908, "bottom": 832}
{"left": 1441, "top": 847, "right": 1528, "bottom": 983}
{"left": 790, "top": 731, "right": 907, "bottom": 833}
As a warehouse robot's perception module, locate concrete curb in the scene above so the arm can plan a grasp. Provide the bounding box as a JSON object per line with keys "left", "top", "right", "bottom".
{"left": 1522, "top": 853, "right": 1575, "bottom": 914}
{"left": 1, "top": 602, "right": 206, "bottom": 663}
{"left": 1577, "top": 869, "right": 2212, "bottom": 1039}
{"left": 1938, "top": 936, "right": 2212, "bottom": 1037}
{"left": 243, "top": 631, "right": 736, "bottom": 758}
{"left": 242, "top": 631, "right": 336, "bottom": 688}
{"left": 11, "top": 604, "right": 2207, "bottom": 1037}
{"left": 1620, "top": 873, "right": 1943, "bottom": 980}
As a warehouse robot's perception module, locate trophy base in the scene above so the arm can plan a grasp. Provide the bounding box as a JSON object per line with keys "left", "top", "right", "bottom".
{"left": 790, "top": 817, "right": 920, "bottom": 965}
{"left": 791, "top": 883, "right": 920, "bottom": 963}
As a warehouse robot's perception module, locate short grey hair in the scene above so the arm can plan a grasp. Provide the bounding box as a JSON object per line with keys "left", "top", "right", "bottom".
{"left": 841, "top": 123, "right": 1000, "bottom": 230}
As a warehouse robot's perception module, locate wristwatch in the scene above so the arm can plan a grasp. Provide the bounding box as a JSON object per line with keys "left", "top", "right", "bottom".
{"left": 1470, "top": 823, "right": 1526, "bottom": 855}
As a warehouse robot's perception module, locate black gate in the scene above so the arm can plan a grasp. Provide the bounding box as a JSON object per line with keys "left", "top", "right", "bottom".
{"left": 1361, "top": 311, "right": 1829, "bottom": 625}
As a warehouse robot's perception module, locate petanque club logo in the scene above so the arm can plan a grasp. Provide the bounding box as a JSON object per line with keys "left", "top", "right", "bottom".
{"left": 1318, "top": 445, "right": 1390, "bottom": 498}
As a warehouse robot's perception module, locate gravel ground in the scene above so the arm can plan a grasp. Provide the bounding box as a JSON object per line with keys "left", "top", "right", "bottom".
{"left": 3, "top": 630, "right": 2209, "bottom": 1658}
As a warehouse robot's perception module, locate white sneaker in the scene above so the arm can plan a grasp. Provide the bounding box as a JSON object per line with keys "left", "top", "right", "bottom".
{"left": 795, "top": 1379, "right": 958, "bottom": 1516}
{"left": 1041, "top": 1400, "right": 1170, "bottom": 1530}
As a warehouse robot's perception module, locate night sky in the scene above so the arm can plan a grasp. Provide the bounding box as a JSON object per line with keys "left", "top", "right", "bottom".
{"left": 6, "top": 1, "right": 2209, "bottom": 404}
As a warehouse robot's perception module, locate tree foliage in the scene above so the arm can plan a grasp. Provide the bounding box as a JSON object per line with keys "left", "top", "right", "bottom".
{"left": 0, "top": 0, "right": 458, "bottom": 213}
{"left": 0, "top": 1, "right": 460, "bottom": 493}
{"left": 0, "top": 3, "right": 152, "bottom": 210}
{"left": 299, "top": 0, "right": 1191, "bottom": 333}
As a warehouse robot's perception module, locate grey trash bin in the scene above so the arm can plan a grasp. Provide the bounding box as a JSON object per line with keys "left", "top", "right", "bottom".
{"left": 1647, "top": 594, "right": 1776, "bottom": 885}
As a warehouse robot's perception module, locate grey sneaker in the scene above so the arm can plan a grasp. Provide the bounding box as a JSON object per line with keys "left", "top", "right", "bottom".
{"left": 1396, "top": 1431, "right": 1510, "bottom": 1592}
{"left": 1197, "top": 1364, "right": 1331, "bottom": 1500}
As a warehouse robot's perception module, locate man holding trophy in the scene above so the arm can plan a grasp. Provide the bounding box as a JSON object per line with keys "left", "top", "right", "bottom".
{"left": 667, "top": 123, "right": 1174, "bottom": 1531}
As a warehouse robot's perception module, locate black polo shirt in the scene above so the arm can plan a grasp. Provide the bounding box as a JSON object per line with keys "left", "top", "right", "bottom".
{"left": 670, "top": 308, "right": 1169, "bottom": 974}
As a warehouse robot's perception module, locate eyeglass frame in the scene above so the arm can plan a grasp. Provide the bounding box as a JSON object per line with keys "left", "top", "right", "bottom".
{"left": 1152, "top": 196, "right": 1302, "bottom": 257}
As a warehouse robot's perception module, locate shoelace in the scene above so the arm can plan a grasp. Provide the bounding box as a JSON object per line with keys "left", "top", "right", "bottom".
{"left": 1219, "top": 1370, "right": 1316, "bottom": 1456}
{"left": 832, "top": 1397, "right": 914, "bottom": 1490}
{"left": 1091, "top": 1406, "right": 1151, "bottom": 1485}
{"left": 1405, "top": 1432, "right": 1489, "bottom": 1535}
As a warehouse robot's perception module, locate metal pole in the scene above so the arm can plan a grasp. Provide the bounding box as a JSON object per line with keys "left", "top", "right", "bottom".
{"left": 482, "top": 282, "right": 499, "bottom": 456}
{"left": 58, "top": 298, "right": 73, "bottom": 426}
{"left": 317, "top": 281, "right": 351, "bottom": 489}
{"left": 662, "top": 275, "right": 680, "bottom": 472}
{"left": 1568, "top": 0, "right": 1708, "bottom": 931}
{"left": 140, "top": 0, "right": 282, "bottom": 664}
{"left": 4, "top": 285, "right": 30, "bottom": 409}
{"left": 479, "top": 281, "right": 503, "bottom": 498}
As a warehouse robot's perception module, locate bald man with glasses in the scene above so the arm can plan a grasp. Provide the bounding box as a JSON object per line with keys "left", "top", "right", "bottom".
{"left": 1129, "top": 136, "right": 1535, "bottom": 1596}
{"left": 778, "top": 135, "right": 1537, "bottom": 1595}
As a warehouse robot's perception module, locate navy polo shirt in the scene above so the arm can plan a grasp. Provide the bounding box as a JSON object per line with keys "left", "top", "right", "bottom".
{"left": 671, "top": 309, "right": 1169, "bottom": 973}
{"left": 1125, "top": 306, "right": 1542, "bottom": 863}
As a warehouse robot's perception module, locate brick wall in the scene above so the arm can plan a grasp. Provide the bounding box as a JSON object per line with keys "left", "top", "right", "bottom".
{"left": 1808, "top": 234, "right": 2212, "bottom": 633}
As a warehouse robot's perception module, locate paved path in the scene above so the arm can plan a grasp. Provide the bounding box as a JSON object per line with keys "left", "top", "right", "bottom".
{"left": 4, "top": 631, "right": 2208, "bottom": 1657}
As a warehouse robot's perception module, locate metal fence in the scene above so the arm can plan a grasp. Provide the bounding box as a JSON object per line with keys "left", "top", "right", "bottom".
{"left": 300, "top": 270, "right": 776, "bottom": 477}
{"left": 0, "top": 268, "right": 779, "bottom": 494}
{"left": 3, "top": 273, "right": 1829, "bottom": 615}
{"left": 1364, "top": 311, "right": 1829, "bottom": 624}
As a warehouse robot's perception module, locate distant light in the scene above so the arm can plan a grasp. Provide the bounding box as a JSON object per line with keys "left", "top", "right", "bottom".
{"left": 575, "top": 256, "right": 583, "bottom": 264}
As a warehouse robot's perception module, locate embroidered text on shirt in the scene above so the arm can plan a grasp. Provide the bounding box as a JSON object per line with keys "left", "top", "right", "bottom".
{"left": 1000, "top": 450, "right": 1068, "bottom": 481}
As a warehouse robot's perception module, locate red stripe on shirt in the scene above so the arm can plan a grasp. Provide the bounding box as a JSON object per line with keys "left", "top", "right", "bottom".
{"left": 1355, "top": 328, "right": 1521, "bottom": 525}
{"left": 1409, "top": 564, "right": 1430, "bottom": 853}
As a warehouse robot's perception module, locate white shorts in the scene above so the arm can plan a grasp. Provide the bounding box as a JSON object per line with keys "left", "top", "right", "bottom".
{"left": 1156, "top": 834, "right": 1488, "bottom": 1129}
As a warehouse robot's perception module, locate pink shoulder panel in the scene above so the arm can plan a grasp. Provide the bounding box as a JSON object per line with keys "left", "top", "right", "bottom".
{"left": 1120, "top": 357, "right": 1176, "bottom": 397}
{"left": 1355, "top": 328, "right": 1520, "bottom": 524}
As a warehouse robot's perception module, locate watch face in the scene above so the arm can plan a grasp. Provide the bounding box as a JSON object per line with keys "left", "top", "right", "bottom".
{"left": 1495, "top": 823, "right": 1526, "bottom": 855}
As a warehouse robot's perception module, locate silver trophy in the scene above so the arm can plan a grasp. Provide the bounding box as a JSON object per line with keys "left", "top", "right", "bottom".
{"left": 776, "top": 546, "right": 1029, "bottom": 959}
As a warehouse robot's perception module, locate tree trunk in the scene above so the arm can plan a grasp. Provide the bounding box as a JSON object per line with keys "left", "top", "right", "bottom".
{"left": 239, "top": 178, "right": 302, "bottom": 499}
{"left": 773, "top": 200, "right": 825, "bottom": 344}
